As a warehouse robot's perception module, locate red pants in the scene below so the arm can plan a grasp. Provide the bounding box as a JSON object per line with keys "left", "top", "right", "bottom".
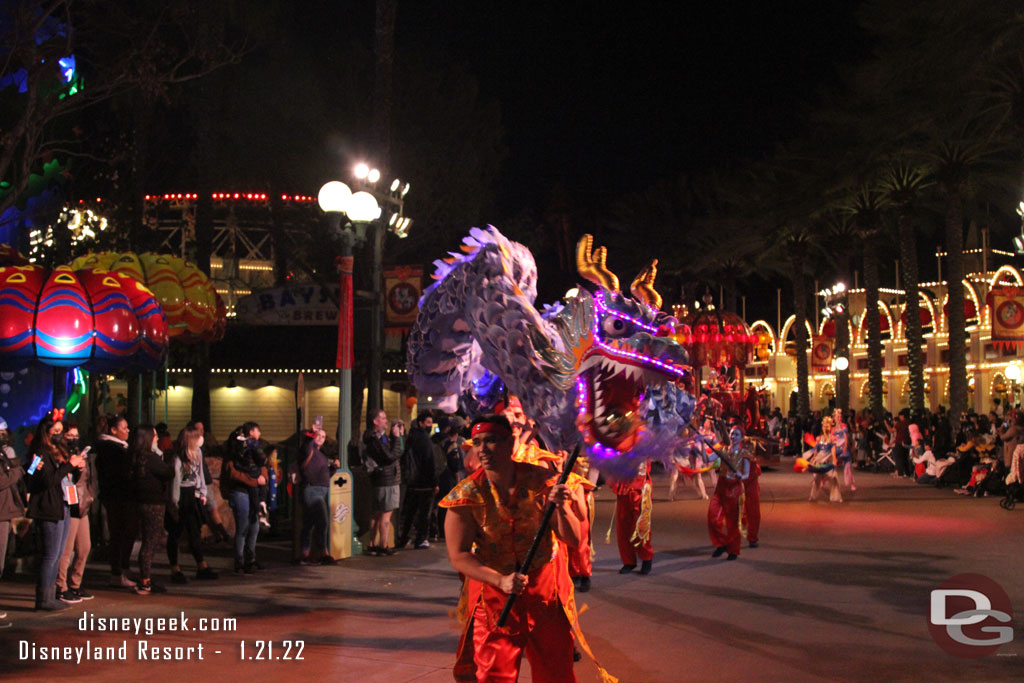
{"left": 743, "top": 479, "right": 760, "bottom": 544}
{"left": 708, "top": 477, "right": 741, "bottom": 555}
{"left": 615, "top": 488, "right": 653, "bottom": 565}
{"left": 567, "top": 492, "right": 592, "bottom": 578}
{"left": 470, "top": 594, "right": 575, "bottom": 682}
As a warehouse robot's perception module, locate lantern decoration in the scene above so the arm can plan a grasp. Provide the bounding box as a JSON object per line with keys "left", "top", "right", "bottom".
{"left": 0, "top": 265, "right": 167, "bottom": 370}
{"left": 678, "top": 309, "right": 756, "bottom": 368}
{"left": 70, "top": 251, "right": 225, "bottom": 343}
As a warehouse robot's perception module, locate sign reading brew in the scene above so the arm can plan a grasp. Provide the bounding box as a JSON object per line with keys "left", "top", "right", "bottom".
{"left": 234, "top": 285, "right": 341, "bottom": 326}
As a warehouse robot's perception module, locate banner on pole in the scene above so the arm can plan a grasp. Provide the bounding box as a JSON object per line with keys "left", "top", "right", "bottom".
{"left": 384, "top": 265, "right": 422, "bottom": 330}
{"left": 811, "top": 335, "right": 833, "bottom": 373}
{"left": 988, "top": 285, "right": 1024, "bottom": 350}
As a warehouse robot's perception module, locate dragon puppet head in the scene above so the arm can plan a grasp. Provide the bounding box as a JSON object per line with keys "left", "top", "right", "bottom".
{"left": 546, "top": 235, "right": 693, "bottom": 456}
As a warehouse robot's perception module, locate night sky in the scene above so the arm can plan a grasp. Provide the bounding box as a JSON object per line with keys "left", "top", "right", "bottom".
{"left": 395, "top": 1, "right": 866, "bottom": 213}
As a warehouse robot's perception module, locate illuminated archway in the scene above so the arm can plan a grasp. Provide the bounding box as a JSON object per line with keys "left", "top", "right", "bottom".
{"left": 780, "top": 315, "right": 815, "bottom": 346}
{"left": 940, "top": 279, "right": 981, "bottom": 334}
{"left": 896, "top": 292, "right": 937, "bottom": 340}
{"left": 750, "top": 320, "right": 777, "bottom": 359}
{"left": 855, "top": 300, "right": 895, "bottom": 345}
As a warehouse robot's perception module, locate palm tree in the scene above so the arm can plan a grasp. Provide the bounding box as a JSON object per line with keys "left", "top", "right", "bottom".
{"left": 841, "top": 186, "right": 889, "bottom": 421}
{"left": 881, "top": 163, "right": 933, "bottom": 414}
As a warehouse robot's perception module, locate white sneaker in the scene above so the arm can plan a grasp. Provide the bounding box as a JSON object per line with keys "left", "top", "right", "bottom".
{"left": 415, "top": 540, "right": 430, "bottom": 549}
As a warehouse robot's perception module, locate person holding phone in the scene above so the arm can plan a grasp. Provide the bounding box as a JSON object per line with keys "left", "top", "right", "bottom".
{"left": 55, "top": 422, "right": 96, "bottom": 602}
{"left": 27, "top": 411, "right": 84, "bottom": 610}
{"left": 362, "top": 410, "right": 403, "bottom": 555}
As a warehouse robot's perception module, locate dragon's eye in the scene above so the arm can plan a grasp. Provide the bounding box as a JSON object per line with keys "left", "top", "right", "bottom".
{"left": 602, "top": 316, "right": 628, "bottom": 337}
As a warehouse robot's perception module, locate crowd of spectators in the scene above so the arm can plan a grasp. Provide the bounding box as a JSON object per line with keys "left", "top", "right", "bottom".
{"left": 773, "top": 401, "right": 1024, "bottom": 507}
{"left": 0, "top": 409, "right": 279, "bottom": 627}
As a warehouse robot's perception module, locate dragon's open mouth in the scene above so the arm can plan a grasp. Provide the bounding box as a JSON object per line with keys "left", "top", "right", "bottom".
{"left": 586, "top": 355, "right": 665, "bottom": 451}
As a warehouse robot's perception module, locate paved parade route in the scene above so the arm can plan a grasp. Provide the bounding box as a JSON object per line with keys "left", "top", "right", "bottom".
{"left": 2, "top": 467, "right": 1021, "bottom": 682}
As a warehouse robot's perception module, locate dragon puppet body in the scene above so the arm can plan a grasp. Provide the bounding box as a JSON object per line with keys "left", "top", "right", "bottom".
{"left": 407, "top": 226, "right": 698, "bottom": 472}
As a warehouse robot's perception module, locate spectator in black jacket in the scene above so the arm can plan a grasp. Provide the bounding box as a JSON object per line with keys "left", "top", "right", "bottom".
{"left": 129, "top": 424, "right": 173, "bottom": 594}
{"left": 94, "top": 414, "right": 138, "bottom": 588}
{"left": 27, "top": 412, "right": 83, "bottom": 610}
{"left": 222, "top": 422, "right": 267, "bottom": 574}
{"left": 362, "top": 410, "right": 403, "bottom": 556}
{"left": 398, "top": 412, "right": 437, "bottom": 549}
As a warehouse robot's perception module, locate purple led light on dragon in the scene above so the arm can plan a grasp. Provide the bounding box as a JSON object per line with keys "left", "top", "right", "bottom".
{"left": 593, "top": 292, "right": 660, "bottom": 334}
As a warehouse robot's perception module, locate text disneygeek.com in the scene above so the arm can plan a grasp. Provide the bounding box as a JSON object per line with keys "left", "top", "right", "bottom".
{"left": 17, "top": 611, "right": 304, "bottom": 663}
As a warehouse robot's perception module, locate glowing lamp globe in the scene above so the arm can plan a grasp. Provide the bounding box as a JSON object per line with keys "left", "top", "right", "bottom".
{"left": 1007, "top": 363, "right": 1021, "bottom": 382}
{"left": 834, "top": 356, "right": 850, "bottom": 371}
{"left": 347, "top": 191, "right": 381, "bottom": 223}
{"left": 318, "top": 181, "right": 352, "bottom": 214}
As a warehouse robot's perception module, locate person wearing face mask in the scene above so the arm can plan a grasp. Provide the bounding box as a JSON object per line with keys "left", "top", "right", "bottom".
{"left": 166, "top": 424, "right": 218, "bottom": 583}
{"left": 95, "top": 414, "right": 138, "bottom": 588}
{"left": 0, "top": 416, "right": 24, "bottom": 628}
{"left": 55, "top": 422, "right": 96, "bottom": 603}
{"left": 27, "top": 411, "right": 84, "bottom": 610}
{"left": 129, "top": 424, "right": 173, "bottom": 594}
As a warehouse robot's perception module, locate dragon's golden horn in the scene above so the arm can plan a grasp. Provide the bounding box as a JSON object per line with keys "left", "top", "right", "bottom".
{"left": 575, "top": 234, "right": 619, "bottom": 292}
{"left": 630, "top": 259, "right": 662, "bottom": 310}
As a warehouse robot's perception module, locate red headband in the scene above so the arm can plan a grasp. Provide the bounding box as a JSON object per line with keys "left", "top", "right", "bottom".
{"left": 471, "top": 421, "right": 512, "bottom": 440}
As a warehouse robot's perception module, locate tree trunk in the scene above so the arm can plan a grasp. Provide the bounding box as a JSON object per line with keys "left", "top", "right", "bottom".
{"left": 863, "top": 239, "right": 885, "bottom": 421}
{"left": 898, "top": 213, "right": 926, "bottom": 414}
{"left": 944, "top": 190, "right": 967, "bottom": 431}
{"left": 790, "top": 252, "right": 810, "bottom": 420}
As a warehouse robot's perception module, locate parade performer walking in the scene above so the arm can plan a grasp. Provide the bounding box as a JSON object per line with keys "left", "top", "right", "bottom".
{"left": 566, "top": 454, "right": 596, "bottom": 592}
{"left": 833, "top": 409, "right": 856, "bottom": 492}
{"left": 707, "top": 426, "right": 750, "bottom": 560}
{"left": 612, "top": 461, "right": 653, "bottom": 575}
{"left": 809, "top": 417, "right": 843, "bottom": 503}
{"left": 440, "top": 415, "right": 615, "bottom": 683}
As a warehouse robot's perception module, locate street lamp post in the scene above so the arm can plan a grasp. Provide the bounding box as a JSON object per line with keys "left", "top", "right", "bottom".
{"left": 318, "top": 168, "right": 410, "bottom": 558}
{"left": 349, "top": 163, "right": 411, "bottom": 415}
{"left": 318, "top": 180, "right": 380, "bottom": 559}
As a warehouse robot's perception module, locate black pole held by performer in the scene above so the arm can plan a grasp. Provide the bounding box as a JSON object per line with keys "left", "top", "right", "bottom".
{"left": 496, "top": 443, "right": 581, "bottom": 628}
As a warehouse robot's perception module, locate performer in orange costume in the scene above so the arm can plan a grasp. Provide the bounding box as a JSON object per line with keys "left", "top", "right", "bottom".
{"left": 612, "top": 460, "right": 653, "bottom": 575}
{"left": 501, "top": 395, "right": 595, "bottom": 591}
{"left": 440, "top": 415, "right": 615, "bottom": 683}
{"left": 707, "top": 425, "right": 750, "bottom": 560}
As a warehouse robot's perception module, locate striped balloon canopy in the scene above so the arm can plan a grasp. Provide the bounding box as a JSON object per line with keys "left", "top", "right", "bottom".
{"left": 70, "top": 251, "right": 225, "bottom": 343}
{"left": 0, "top": 265, "right": 168, "bottom": 370}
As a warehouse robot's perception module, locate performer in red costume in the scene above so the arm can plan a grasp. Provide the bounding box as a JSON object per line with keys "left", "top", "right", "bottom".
{"left": 612, "top": 461, "right": 653, "bottom": 575}
{"left": 566, "top": 454, "right": 595, "bottom": 591}
{"left": 742, "top": 439, "right": 761, "bottom": 549}
{"left": 440, "top": 415, "right": 615, "bottom": 683}
{"left": 707, "top": 426, "right": 750, "bottom": 561}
